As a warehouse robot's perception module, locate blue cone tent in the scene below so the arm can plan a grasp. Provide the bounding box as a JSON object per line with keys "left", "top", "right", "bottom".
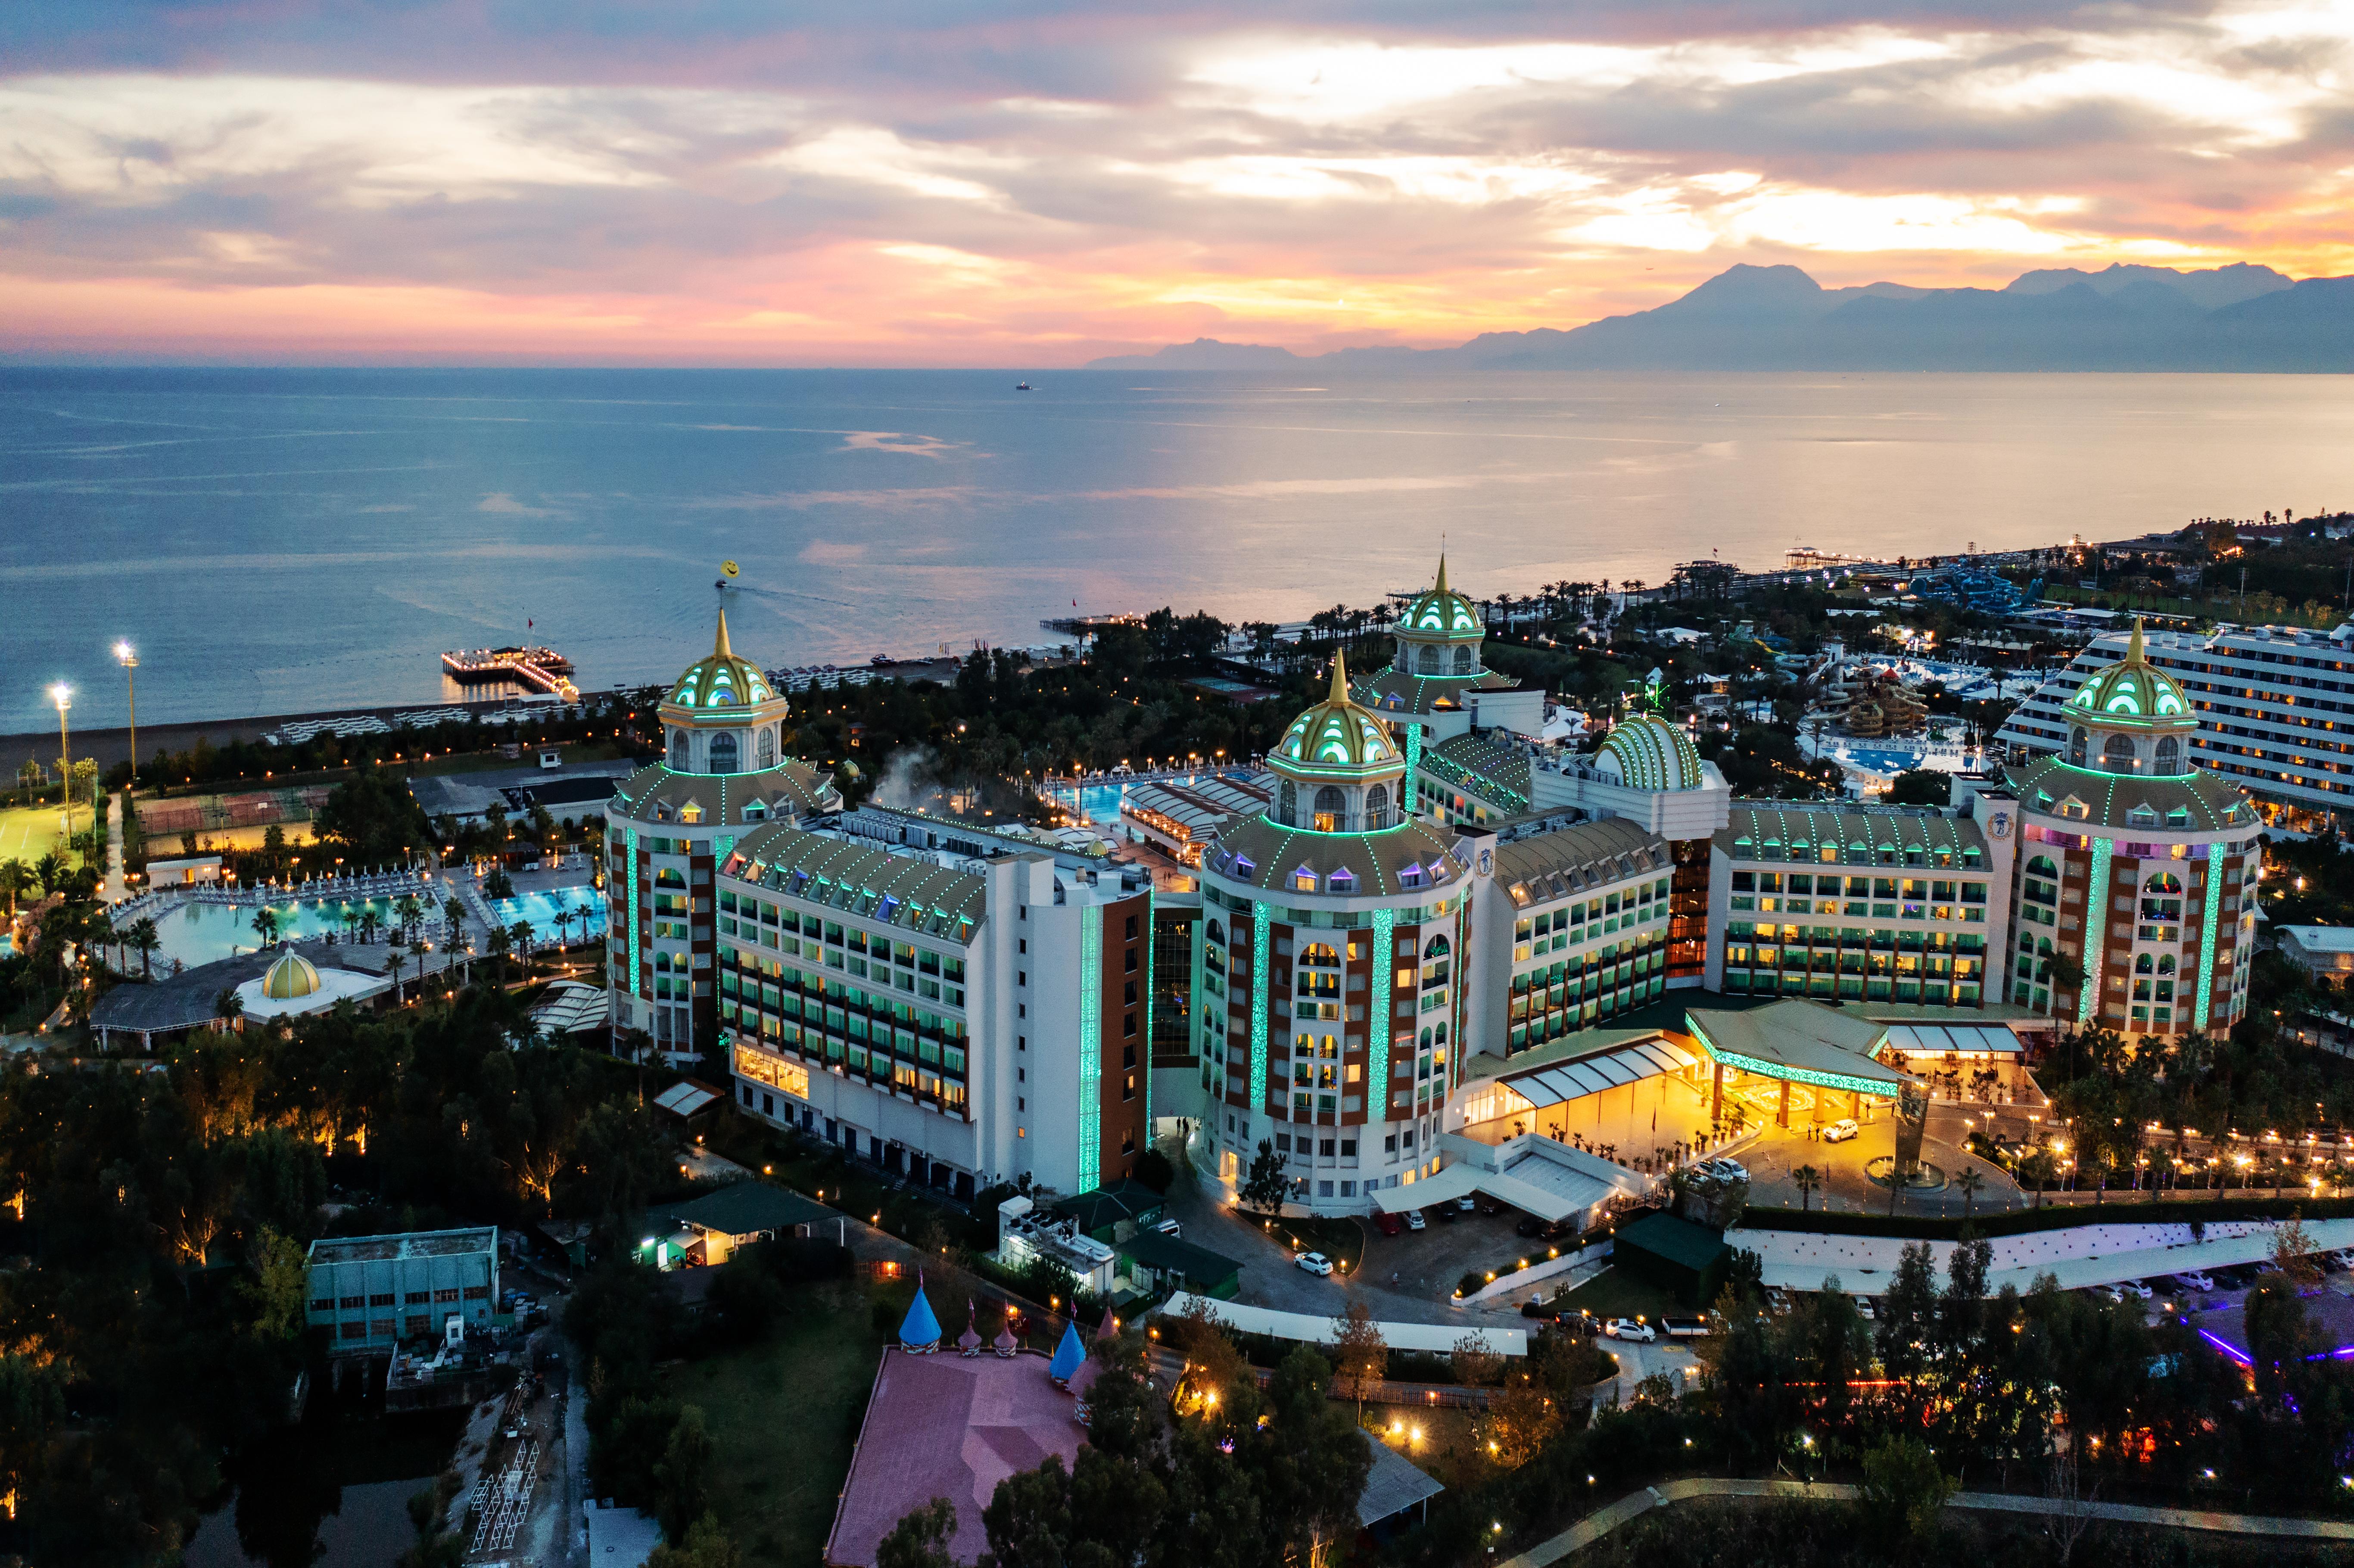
{"left": 1046, "top": 1321, "right": 1085, "bottom": 1384}
{"left": 899, "top": 1288, "right": 942, "bottom": 1351}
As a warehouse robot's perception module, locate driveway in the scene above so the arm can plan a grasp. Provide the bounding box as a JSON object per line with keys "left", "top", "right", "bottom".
{"left": 1739, "top": 1104, "right": 2028, "bottom": 1220}
{"left": 1160, "top": 1144, "right": 1548, "bottom": 1332}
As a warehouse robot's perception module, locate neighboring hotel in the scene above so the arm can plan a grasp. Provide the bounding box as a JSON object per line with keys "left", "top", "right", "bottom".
{"left": 615, "top": 577, "right": 2263, "bottom": 1217}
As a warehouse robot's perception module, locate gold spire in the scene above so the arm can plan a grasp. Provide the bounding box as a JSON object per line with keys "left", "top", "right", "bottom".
{"left": 1434, "top": 553, "right": 1449, "bottom": 598}
{"left": 2127, "top": 615, "right": 2144, "bottom": 665}
{"left": 714, "top": 607, "right": 732, "bottom": 659}
{"left": 1329, "top": 646, "right": 1351, "bottom": 703}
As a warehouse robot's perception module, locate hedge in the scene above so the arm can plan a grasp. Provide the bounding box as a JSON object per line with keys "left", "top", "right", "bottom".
{"left": 1734, "top": 1195, "right": 2354, "bottom": 1242}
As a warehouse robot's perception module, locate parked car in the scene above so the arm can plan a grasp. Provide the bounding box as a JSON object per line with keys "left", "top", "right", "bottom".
{"left": 1406, "top": 1209, "right": 1428, "bottom": 1232}
{"left": 1295, "top": 1252, "right": 1335, "bottom": 1276}
{"left": 2092, "top": 1285, "right": 2124, "bottom": 1304}
{"left": 1374, "top": 1211, "right": 1404, "bottom": 1238}
{"left": 1476, "top": 1195, "right": 1506, "bottom": 1217}
{"left": 1455, "top": 1196, "right": 1479, "bottom": 1216}
{"left": 1434, "top": 1201, "right": 1459, "bottom": 1224}
{"left": 1822, "top": 1119, "right": 1860, "bottom": 1144}
{"left": 1660, "top": 1316, "right": 1711, "bottom": 1339}
{"left": 1852, "top": 1295, "right": 1876, "bottom": 1320}
{"left": 1518, "top": 1215, "right": 1573, "bottom": 1241}
{"left": 2177, "top": 1270, "right": 2216, "bottom": 1291}
{"left": 1604, "top": 1318, "right": 1657, "bottom": 1343}
{"left": 2120, "top": 1280, "right": 2154, "bottom": 1300}
{"left": 1703, "top": 1158, "right": 1750, "bottom": 1182}
{"left": 2329, "top": 1250, "right": 2354, "bottom": 1272}
{"left": 1152, "top": 1217, "right": 1183, "bottom": 1238}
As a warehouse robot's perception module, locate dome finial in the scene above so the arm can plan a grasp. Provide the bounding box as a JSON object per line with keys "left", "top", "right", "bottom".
{"left": 2127, "top": 615, "right": 2144, "bottom": 665}
{"left": 1434, "top": 552, "right": 1449, "bottom": 598}
{"left": 1329, "top": 646, "right": 1351, "bottom": 703}
{"left": 714, "top": 607, "right": 732, "bottom": 659}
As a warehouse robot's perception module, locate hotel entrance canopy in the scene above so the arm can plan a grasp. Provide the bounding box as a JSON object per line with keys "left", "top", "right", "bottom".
{"left": 1682, "top": 1000, "right": 1916, "bottom": 1097}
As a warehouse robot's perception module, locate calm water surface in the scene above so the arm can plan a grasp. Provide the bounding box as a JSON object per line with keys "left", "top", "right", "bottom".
{"left": 5, "top": 367, "right": 2351, "bottom": 734}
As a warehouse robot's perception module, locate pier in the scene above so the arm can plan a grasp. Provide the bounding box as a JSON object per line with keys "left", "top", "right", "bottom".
{"left": 442, "top": 646, "right": 580, "bottom": 701}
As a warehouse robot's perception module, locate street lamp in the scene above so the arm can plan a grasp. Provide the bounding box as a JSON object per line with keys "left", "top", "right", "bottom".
{"left": 114, "top": 641, "right": 139, "bottom": 792}
{"left": 48, "top": 683, "right": 73, "bottom": 858}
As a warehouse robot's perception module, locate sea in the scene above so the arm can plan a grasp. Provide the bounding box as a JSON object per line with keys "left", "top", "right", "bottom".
{"left": 5, "top": 367, "right": 2352, "bottom": 736}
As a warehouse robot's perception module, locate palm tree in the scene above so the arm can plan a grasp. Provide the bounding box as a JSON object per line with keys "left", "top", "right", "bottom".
{"left": 339, "top": 906, "right": 361, "bottom": 943}
{"left": 486, "top": 925, "right": 514, "bottom": 986}
{"left": 509, "top": 920, "right": 534, "bottom": 974}
{"left": 387, "top": 937, "right": 408, "bottom": 1005}
{"left": 1954, "top": 1166, "right": 1985, "bottom": 1218}
{"left": 250, "top": 906, "right": 281, "bottom": 946}
{"left": 129, "top": 916, "right": 160, "bottom": 980}
{"left": 396, "top": 893, "right": 423, "bottom": 941}
{"left": 1792, "top": 1164, "right": 1822, "bottom": 1213}
{"left": 0, "top": 859, "right": 28, "bottom": 918}
{"left": 214, "top": 987, "right": 245, "bottom": 1027}
{"left": 357, "top": 907, "right": 382, "bottom": 945}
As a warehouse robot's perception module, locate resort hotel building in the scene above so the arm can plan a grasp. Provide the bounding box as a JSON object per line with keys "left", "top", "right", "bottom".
{"left": 1983, "top": 622, "right": 2260, "bottom": 1038}
{"left": 1994, "top": 618, "right": 2354, "bottom": 828}
{"left": 604, "top": 613, "right": 841, "bottom": 1062}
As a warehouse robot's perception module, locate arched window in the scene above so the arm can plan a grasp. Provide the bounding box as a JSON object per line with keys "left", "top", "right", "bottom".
{"left": 2026, "top": 855, "right": 2059, "bottom": 879}
{"left": 1417, "top": 645, "right": 1439, "bottom": 674}
{"left": 1423, "top": 934, "right": 1451, "bottom": 958}
{"left": 1453, "top": 645, "right": 1473, "bottom": 673}
{"left": 655, "top": 868, "right": 686, "bottom": 888}
{"left": 708, "top": 731, "right": 739, "bottom": 773}
{"left": 757, "top": 728, "right": 777, "bottom": 769}
{"left": 1313, "top": 786, "right": 1345, "bottom": 833}
{"left": 2135, "top": 952, "right": 2153, "bottom": 974}
{"left": 1300, "top": 943, "right": 1340, "bottom": 966}
{"left": 2154, "top": 736, "right": 2181, "bottom": 773}
{"left": 2068, "top": 727, "right": 2088, "bottom": 765}
{"left": 1206, "top": 919, "right": 1225, "bottom": 945}
{"left": 2102, "top": 734, "right": 2138, "bottom": 772}
{"left": 1279, "top": 780, "right": 1297, "bottom": 826}
{"left": 2144, "top": 871, "right": 2183, "bottom": 894}
{"left": 669, "top": 731, "right": 690, "bottom": 770}
{"left": 1364, "top": 784, "right": 1389, "bottom": 829}
{"left": 2157, "top": 954, "right": 2176, "bottom": 975}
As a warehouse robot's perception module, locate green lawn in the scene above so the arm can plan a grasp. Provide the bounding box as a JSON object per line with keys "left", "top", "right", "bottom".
{"left": 663, "top": 1279, "right": 891, "bottom": 1568}
{"left": 0, "top": 803, "right": 69, "bottom": 868}
{"left": 1547, "top": 1266, "right": 1678, "bottom": 1326}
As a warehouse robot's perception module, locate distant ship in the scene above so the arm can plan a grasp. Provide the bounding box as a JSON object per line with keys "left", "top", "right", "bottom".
{"left": 1015, "top": 382, "right": 1032, "bottom": 391}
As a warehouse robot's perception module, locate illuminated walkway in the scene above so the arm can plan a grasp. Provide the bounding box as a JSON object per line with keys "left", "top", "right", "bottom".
{"left": 1501, "top": 1476, "right": 2354, "bottom": 1566}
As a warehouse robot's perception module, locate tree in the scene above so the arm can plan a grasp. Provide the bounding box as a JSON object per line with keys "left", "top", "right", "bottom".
{"left": 1859, "top": 1434, "right": 1954, "bottom": 1545}
{"left": 0, "top": 859, "right": 28, "bottom": 917}
{"left": 1479, "top": 1363, "right": 1560, "bottom": 1465}
{"left": 648, "top": 1512, "right": 741, "bottom": 1568}
{"left": 1239, "top": 1139, "right": 1286, "bottom": 1215}
{"left": 1791, "top": 1164, "right": 1821, "bottom": 1213}
{"left": 128, "top": 915, "right": 160, "bottom": 979}
{"left": 1886, "top": 769, "right": 1952, "bottom": 807}
{"left": 1954, "top": 1165, "right": 1986, "bottom": 1218}
{"left": 2046, "top": 950, "right": 2086, "bottom": 1020}
{"left": 654, "top": 1406, "right": 714, "bottom": 1544}
{"left": 2016, "top": 1148, "right": 2058, "bottom": 1209}
{"left": 313, "top": 766, "right": 433, "bottom": 865}
{"left": 1450, "top": 1332, "right": 1502, "bottom": 1390}
{"left": 244, "top": 1225, "right": 309, "bottom": 1341}
{"left": 388, "top": 937, "right": 408, "bottom": 1005}
{"left": 250, "top": 906, "right": 281, "bottom": 946}
{"left": 486, "top": 925, "right": 515, "bottom": 986}
{"left": 1330, "top": 1299, "right": 1387, "bottom": 1419}
{"left": 2272, "top": 1210, "right": 2323, "bottom": 1288}
{"left": 876, "top": 1499, "right": 956, "bottom": 1568}
{"left": 214, "top": 987, "right": 245, "bottom": 1026}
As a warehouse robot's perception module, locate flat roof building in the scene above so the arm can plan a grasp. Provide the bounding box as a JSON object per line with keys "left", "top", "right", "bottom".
{"left": 306, "top": 1227, "right": 499, "bottom": 1353}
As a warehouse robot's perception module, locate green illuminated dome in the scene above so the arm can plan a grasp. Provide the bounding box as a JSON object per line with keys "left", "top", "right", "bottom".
{"left": 2065, "top": 620, "right": 2193, "bottom": 731}
{"left": 261, "top": 949, "right": 321, "bottom": 1001}
{"left": 666, "top": 611, "right": 773, "bottom": 709}
{"left": 1399, "top": 555, "right": 1482, "bottom": 641}
{"left": 1272, "top": 650, "right": 1404, "bottom": 781}
{"left": 1597, "top": 713, "right": 1704, "bottom": 793}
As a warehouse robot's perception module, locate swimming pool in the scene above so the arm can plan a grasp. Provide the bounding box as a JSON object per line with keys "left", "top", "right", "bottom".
{"left": 1046, "top": 771, "right": 1255, "bottom": 825}
{"left": 489, "top": 886, "right": 607, "bottom": 946}
{"left": 144, "top": 895, "right": 413, "bottom": 971}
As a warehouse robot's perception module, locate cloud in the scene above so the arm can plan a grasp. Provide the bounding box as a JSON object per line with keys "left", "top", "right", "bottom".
{"left": 1, "top": 1, "right": 2351, "bottom": 362}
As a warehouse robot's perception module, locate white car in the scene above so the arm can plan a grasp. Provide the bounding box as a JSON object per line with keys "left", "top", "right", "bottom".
{"left": 1604, "top": 1318, "right": 1656, "bottom": 1343}
{"left": 1709, "top": 1158, "right": 1750, "bottom": 1182}
{"left": 1852, "top": 1295, "right": 1876, "bottom": 1320}
{"left": 2177, "top": 1271, "right": 2215, "bottom": 1292}
{"left": 1822, "top": 1119, "right": 1860, "bottom": 1144}
{"left": 2120, "top": 1280, "right": 2154, "bottom": 1300}
{"left": 2092, "top": 1285, "right": 2124, "bottom": 1305}
{"left": 2329, "top": 1250, "right": 2354, "bottom": 1272}
{"left": 1295, "top": 1252, "right": 1334, "bottom": 1276}
{"left": 1404, "top": 1210, "right": 1427, "bottom": 1232}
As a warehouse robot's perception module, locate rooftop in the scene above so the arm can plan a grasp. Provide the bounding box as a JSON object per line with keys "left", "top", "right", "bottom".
{"left": 722, "top": 821, "right": 992, "bottom": 938}
{"left": 825, "top": 1349, "right": 1090, "bottom": 1568}
{"left": 649, "top": 1180, "right": 831, "bottom": 1240}
{"left": 1492, "top": 818, "right": 1668, "bottom": 906}
{"left": 1358, "top": 1442, "right": 1445, "bottom": 1530}
{"left": 2281, "top": 926, "right": 2354, "bottom": 953}
{"left": 308, "top": 1227, "right": 498, "bottom": 1265}
{"left": 1682, "top": 999, "right": 1913, "bottom": 1092}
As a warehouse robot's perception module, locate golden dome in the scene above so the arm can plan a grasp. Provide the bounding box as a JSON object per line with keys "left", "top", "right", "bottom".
{"left": 2065, "top": 619, "right": 2193, "bottom": 731}
{"left": 1398, "top": 555, "right": 1482, "bottom": 640}
{"left": 664, "top": 611, "right": 775, "bottom": 711}
{"left": 261, "top": 949, "right": 321, "bottom": 1001}
{"left": 1271, "top": 650, "right": 1405, "bottom": 781}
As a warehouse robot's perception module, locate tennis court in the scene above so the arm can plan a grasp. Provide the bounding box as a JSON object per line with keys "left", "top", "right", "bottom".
{"left": 0, "top": 805, "right": 69, "bottom": 866}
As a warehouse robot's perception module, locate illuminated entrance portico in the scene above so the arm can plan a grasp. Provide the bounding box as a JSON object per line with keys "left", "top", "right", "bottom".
{"left": 1678, "top": 1001, "right": 1917, "bottom": 1133}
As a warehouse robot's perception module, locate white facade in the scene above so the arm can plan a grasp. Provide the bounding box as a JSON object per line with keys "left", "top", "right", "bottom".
{"left": 1995, "top": 622, "right": 2354, "bottom": 822}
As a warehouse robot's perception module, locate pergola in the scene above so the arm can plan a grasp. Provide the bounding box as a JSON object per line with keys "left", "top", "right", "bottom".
{"left": 1681, "top": 1000, "right": 1917, "bottom": 1129}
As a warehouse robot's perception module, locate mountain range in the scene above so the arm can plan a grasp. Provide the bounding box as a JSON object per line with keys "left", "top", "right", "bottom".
{"left": 1085, "top": 263, "right": 2354, "bottom": 372}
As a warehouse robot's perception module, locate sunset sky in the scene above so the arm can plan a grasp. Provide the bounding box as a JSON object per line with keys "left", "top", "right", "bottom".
{"left": 6, "top": 1, "right": 2353, "bottom": 365}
